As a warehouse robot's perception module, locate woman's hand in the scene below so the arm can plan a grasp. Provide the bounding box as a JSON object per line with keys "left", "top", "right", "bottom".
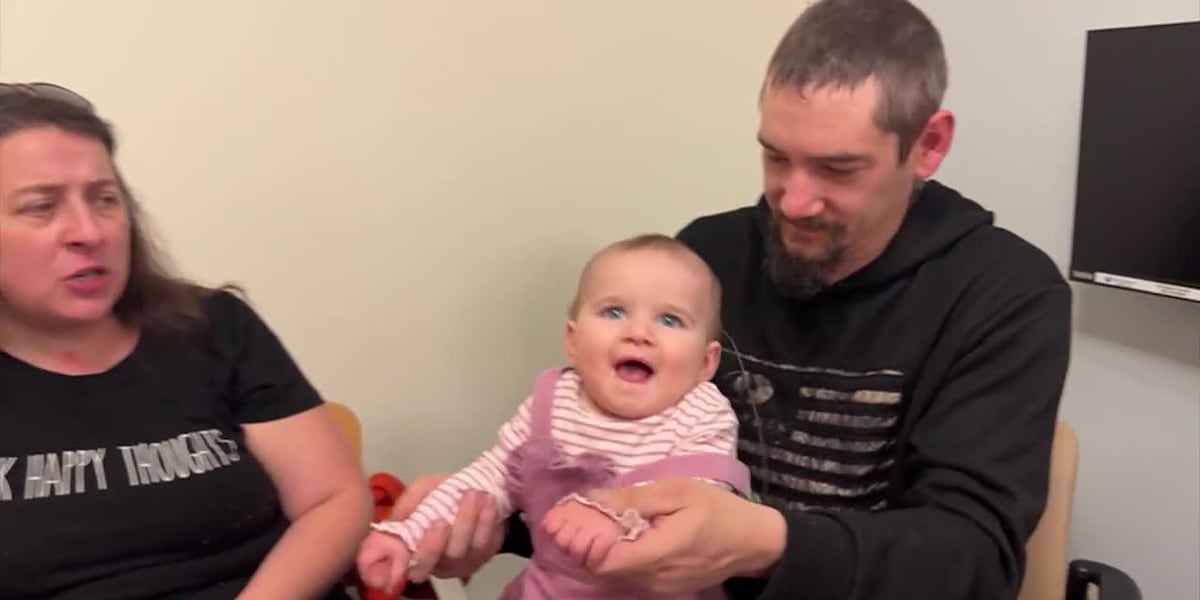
{"left": 393, "top": 474, "right": 506, "bottom": 583}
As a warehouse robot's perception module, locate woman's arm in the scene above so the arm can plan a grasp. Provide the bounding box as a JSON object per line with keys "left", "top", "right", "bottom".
{"left": 237, "top": 405, "right": 373, "bottom": 600}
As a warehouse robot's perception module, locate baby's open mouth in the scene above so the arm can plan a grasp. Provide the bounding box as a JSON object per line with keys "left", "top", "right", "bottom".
{"left": 614, "top": 358, "right": 654, "bottom": 383}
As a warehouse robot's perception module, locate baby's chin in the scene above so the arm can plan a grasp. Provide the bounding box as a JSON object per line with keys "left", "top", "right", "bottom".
{"left": 591, "top": 388, "right": 680, "bottom": 420}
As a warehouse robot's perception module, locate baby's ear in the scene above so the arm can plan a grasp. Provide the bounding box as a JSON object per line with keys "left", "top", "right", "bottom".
{"left": 700, "top": 339, "right": 721, "bottom": 381}
{"left": 563, "top": 320, "right": 579, "bottom": 362}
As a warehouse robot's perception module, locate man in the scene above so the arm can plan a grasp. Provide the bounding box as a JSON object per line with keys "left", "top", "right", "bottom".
{"left": 393, "top": 1, "right": 1071, "bottom": 598}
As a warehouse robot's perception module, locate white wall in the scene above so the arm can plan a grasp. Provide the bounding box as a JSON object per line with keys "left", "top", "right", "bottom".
{"left": 2, "top": 1, "right": 1196, "bottom": 598}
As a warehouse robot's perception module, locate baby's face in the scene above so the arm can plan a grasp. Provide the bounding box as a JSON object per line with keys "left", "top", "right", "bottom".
{"left": 566, "top": 247, "right": 720, "bottom": 419}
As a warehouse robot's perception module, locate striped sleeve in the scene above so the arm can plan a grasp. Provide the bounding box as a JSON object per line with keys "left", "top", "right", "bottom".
{"left": 371, "top": 395, "right": 533, "bottom": 551}
{"left": 673, "top": 383, "right": 740, "bottom": 458}
{"left": 671, "top": 384, "right": 742, "bottom": 491}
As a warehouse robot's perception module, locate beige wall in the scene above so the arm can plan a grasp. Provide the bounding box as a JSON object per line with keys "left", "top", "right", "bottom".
{"left": 2, "top": 1, "right": 1196, "bottom": 598}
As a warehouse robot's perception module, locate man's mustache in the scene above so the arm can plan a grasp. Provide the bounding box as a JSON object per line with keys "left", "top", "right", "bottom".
{"left": 772, "top": 214, "right": 842, "bottom": 234}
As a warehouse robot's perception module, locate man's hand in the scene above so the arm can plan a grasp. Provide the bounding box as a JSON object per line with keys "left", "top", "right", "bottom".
{"left": 541, "top": 496, "right": 623, "bottom": 568}
{"left": 585, "top": 479, "right": 787, "bottom": 595}
{"left": 391, "top": 474, "right": 506, "bottom": 583}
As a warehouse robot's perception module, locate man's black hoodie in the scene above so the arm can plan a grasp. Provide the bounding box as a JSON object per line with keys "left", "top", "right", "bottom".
{"left": 676, "top": 179, "right": 1072, "bottom": 600}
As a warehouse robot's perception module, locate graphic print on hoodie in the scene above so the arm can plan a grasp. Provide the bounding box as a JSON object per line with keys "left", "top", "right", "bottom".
{"left": 676, "top": 179, "right": 1070, "bottom": 516}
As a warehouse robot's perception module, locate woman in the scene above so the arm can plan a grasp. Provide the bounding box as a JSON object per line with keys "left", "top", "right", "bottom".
{"left": 0, "top": 83, "right": 371, "bottom": 599}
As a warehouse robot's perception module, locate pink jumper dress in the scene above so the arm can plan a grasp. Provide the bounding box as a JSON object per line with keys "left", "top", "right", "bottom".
{"left": 498, "top": 368, "right": 751, "bottom": 600}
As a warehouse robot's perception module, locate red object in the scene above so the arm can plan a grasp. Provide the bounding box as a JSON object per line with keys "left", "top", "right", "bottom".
{"left": 345, "top": 473, "right": 441, "bottom": 599}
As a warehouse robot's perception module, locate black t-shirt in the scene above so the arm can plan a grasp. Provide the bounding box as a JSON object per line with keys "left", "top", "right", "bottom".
{"left": 0, "top": 291, "right": 346, "bottom": 599}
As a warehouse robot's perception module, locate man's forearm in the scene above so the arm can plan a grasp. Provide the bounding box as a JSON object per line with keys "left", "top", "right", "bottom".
{"left": 238, "top": 486, "right": 372, "bottom": 599}
{"left": 738, "top": 503, "right": 788, "bottom": 578}
{"left": 721, "top": 503, "right": 789, "bottom": 600}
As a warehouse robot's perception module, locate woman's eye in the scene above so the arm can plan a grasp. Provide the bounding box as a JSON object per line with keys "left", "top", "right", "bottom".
{"left": 658, "top": 314, "right": 683, "bottom": 328}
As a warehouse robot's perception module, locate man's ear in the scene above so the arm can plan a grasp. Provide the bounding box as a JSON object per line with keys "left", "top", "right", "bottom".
{"left": 911, "top": 109, "right": 955, "bottom": 179}
{"left": 564, "top": 320, "right": 579, "bottom": 363}
{"left": 700, "top": 340, "right": 721, "bottom": 381}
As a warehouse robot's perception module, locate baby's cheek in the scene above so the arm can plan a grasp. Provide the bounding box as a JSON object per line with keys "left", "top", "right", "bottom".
{"left": 656, "top": 360, "right": 702, "bottom": 398}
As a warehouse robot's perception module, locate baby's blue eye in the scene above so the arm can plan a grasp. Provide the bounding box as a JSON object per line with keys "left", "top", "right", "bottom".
{"left": 658, "top": 314, "right": 683, "bottom": 328}
{"left": 601, "top": 306, "right": 626, "bottom": 319}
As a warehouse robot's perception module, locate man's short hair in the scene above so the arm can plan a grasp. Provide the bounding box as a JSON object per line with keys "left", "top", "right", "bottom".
{"left": 766, "top": 0, "right": 948, "bottom": 160}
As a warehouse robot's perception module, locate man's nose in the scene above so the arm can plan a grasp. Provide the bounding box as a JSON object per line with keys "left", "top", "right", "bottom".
{"left": 778, "top": 170, "right": 825, "bottom": 220}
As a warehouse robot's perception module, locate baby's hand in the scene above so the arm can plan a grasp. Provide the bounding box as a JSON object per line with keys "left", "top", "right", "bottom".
{"left": 356, "top": 529, "right": 414, "bottom": 595}
{"left": 541, "top": 496, "right": 624, "bottom": 568}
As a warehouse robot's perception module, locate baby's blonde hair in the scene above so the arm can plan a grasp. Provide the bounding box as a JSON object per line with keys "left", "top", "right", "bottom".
{"left": 567, "top": 233, "right": 723, "bottom": 341}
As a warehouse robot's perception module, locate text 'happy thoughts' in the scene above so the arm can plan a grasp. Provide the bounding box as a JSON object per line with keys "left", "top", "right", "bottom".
{"left": 1, "top": 428, "right": 241, "bottom": 502}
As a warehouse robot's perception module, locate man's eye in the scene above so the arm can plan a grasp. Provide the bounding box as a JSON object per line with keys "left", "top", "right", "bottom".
{"left": 822, "top": 164, "right": 857, "bottom": 178}
{"left": 21, "top": 201, "right": 54, "bottom": 215}
{"left": 658, "top": 314, "right": 683, "bottom": 328}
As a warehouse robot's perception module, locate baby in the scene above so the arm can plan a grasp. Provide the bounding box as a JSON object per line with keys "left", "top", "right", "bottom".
{"left": 357, "top": 233, "right": 749, "bottom": 599}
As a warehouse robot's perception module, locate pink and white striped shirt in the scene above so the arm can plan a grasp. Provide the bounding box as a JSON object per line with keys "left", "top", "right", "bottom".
{"left": 372, "top": 368, "right": 741, "bottom": 552}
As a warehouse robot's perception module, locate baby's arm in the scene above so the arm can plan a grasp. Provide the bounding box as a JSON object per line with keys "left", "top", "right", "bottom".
{"left": 674, "top": 403, "right": 739, "bottom": 457}
{"left": 670, "top": 390, "right": 745, "bottom": 491}
{"left": 371, "top": 395, "right": 534, "bottom": 551}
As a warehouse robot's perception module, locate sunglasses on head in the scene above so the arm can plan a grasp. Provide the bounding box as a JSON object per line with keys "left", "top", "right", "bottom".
{"left": 0, "top": 81, "right": 94, "bottom": 111}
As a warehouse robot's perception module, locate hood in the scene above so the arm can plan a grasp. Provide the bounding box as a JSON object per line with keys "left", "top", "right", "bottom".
{"left": 755, "top": 179, "right": 995, "bottom": 294}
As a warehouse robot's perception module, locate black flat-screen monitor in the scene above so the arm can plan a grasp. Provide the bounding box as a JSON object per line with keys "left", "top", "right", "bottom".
{"left": 1069, "top": 20, "right": 1200, "bottom": 303}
